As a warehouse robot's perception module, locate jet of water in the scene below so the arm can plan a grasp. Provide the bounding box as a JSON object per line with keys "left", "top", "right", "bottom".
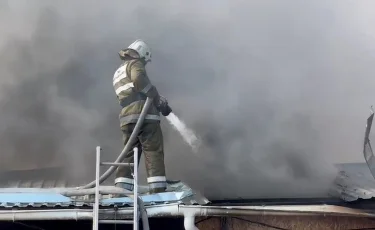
{"left": 165, "top": 112, "right": 201, "bottom": 153}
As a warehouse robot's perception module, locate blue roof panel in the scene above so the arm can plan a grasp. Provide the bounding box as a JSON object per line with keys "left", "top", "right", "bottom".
{"left": 0, "top": 182, "right": 209, "bottom": 208}
{"left": 0, "top": 193, "right": 71, "bottom": 203}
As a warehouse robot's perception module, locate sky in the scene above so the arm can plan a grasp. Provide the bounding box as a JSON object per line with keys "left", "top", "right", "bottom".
{"left": 0, "top": 0, "right": 375, "bottom": 199}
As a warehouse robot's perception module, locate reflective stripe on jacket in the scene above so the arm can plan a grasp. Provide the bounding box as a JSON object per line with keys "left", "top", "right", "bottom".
{"left": 113, "top": 58, "right": 160, "bottom": 127}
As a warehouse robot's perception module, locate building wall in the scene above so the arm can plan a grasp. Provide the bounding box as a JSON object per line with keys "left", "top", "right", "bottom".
{"left": 0, "top": 219, "right": 186, "bottom": 230}
{"left": 196, "top": 216, "right": 375, "bottom": 230}
{"left": 2, "top": 216, "right": 375, "bottom": 230}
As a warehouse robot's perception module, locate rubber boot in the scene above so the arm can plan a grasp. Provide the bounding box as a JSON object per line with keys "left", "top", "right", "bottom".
{"left": 113, "top": 182, "right": 133, "bottom": 198}
{"left": 149, "top": 187, "right": 166, "bottom": 194}
{"left": 167, "top": 179, "right": 181, "bottom": 184}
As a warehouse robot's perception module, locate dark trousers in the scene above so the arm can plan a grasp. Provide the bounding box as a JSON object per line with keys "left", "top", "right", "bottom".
{"left": 115, "top": 122, "right": 167, "bottom": 193}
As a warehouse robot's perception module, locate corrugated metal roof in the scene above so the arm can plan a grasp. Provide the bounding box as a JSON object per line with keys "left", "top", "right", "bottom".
{"left": 0, "top": 193, "right": 72, "bottom": 208}
{"left": 0, "top": 166, "right": 209, "bottom": 208}
{"left": 330, "top": 162, "right": 375, "bottom": 202}
{"left": 0, "top": 181, "right": 209, "bottom": 209}
{"left": 2, "top": 164, "right": 375, "bottom": 208}
{"left": 0, "top": 167, "right": 77, "bottom": 188}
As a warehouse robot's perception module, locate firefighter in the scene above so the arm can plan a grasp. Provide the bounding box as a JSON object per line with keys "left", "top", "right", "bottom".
{"left": 112, "top": 39, "right": 172, "bottom": 194}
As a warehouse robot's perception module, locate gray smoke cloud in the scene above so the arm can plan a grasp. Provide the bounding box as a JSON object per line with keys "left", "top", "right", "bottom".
{"left": 0, "top": 0, "right": 374, "bottom": 199}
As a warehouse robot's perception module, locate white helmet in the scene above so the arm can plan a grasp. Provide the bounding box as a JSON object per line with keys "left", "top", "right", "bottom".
{"left": 128, "top": 39, "right": 152, "bottom": 62}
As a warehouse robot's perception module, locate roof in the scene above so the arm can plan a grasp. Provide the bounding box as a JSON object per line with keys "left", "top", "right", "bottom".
{"left": 330, "top": 162, "right": 375, "bottom": 202}
{"left": 0, "top": 181, "right": 209, "bottom": 209}
{"left": 0, "top": 165, "right": 374, "bottom": 222}
{"left": 2, "top": 163, "right": 375, "bottom": 205}
{"left": 0, "top": 167, "right": 75, "bottom": 188}
{"left": 328, "top": 111, "right": 375, "bottom": 202}
{"left": 0, "top": 166, "right": 209, "bottom": 211}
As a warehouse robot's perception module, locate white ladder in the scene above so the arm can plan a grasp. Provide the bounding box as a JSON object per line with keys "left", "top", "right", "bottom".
{"left": 92, "top": 146, "right": 145, "bottom": 230}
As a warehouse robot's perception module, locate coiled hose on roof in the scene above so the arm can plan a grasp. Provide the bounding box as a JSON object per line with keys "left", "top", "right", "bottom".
{"left": 79, "top": 97, "right": 154, "bottom": 189}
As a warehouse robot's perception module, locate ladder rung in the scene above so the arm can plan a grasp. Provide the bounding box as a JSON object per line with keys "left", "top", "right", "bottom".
{"left": 99, "top": 220, "right": 133, "bottom": 224}
{"left": 93, "top": 147, "right": 146, "bottom": 230}
{"left": 101, "top": 162, "right": 134, "bottom": 166}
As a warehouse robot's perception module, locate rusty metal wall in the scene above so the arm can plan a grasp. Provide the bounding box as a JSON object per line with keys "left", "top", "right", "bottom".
{"left": 196, "top": 216, "right": 375, "bottom": 230}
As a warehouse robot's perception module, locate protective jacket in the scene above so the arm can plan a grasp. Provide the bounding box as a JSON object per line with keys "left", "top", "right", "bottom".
{"left": 113, "top": 49, "right": 167, "bottom": 194}
{"left": 113, "top": 49, "right": 161, "bottom": 128}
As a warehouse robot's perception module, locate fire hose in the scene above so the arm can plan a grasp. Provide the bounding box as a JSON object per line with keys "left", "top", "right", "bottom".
{"left": 79, "top": 97, "right": 154, "bottom": 189}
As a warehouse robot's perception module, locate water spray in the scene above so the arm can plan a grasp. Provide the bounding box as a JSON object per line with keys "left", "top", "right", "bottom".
{"left": 166, "top": 112, "right": 201, "bottom": 153}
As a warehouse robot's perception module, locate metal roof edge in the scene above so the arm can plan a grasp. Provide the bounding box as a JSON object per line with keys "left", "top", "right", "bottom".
{"left": 0, "top": 203, "right": 373, "bottom": 221}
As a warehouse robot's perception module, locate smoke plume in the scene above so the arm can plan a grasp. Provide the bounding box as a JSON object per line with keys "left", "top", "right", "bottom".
{"left": 0, "top": 0, "right": 375, "bottom": 199}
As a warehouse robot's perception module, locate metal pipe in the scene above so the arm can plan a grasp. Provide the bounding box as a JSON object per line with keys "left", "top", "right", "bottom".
{"left": 181, "top": 204, "right": 375, "bottom": 218}
{"left": 0, "top": 209, "right": 95, "bottom": 221}
{"left": 61, "top": 187, "right": 132, "bottom": 196}
{"left": 0, "top": 186, "right": 140, "bottom": 195}
{"left": 133, "top": 147, "right": 139, "bottom": 230}
{"left": 145, "top": 204, "right": 375, "bottom": 218}
{"left": 80, "top": 97, "right": 154, "bottom": 189}
{"left": 0, "top": 204, "right": 374, "bottom": 221}
{"left": 93, "top": 146, "right": 101, "bottom": 230}
{"left": 101, "top": 162, "right": 134, "bottom": 167}
{"left": 183, "top": 215, "right": 199, "bottom": 230}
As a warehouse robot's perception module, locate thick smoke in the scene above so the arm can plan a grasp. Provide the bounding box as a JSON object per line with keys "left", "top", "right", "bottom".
{"left": 0, "top": 0, "right": 375, "bottom": 199}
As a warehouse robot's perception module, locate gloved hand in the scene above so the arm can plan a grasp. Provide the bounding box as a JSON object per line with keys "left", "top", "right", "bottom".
{"left": 157, "top": 96, "right": 172, "bottom": 116}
